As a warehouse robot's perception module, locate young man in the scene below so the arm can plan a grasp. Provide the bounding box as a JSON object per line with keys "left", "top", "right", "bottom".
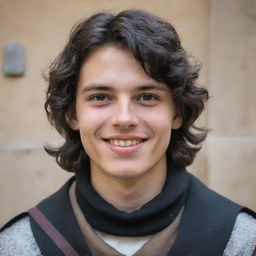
{"left": 1, "top": 9, "right": 256, "bottom": 256}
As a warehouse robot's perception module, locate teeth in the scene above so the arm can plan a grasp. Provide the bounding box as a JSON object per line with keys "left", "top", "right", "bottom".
{"left": 125, "top": 140, "right": 132, "bottom": 146}
{"left": 109, "top": 139, "right": 143, "bottom": 147}
{"left": 120, "top": 140, "right": 126, "bottom": 146}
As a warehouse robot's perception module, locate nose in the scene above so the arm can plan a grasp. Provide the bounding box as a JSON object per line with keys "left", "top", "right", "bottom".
{"left": 111, "top": 98, "right": 138, "bottom": 129}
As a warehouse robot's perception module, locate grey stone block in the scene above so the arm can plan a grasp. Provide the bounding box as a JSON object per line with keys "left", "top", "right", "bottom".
{"left": 3, "top": 43, "right": 25, "bottom": 76}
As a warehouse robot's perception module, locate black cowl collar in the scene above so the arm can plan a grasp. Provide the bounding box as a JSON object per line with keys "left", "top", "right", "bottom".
{"left": 75, "top": 160, "right": 189, "bottom": 236}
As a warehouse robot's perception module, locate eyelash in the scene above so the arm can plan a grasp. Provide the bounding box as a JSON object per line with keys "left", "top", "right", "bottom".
{"left": 89, "top": 94, "right": 110, "bottom": 101}
{"left": 137, "top": 94, "right": 158, "bottom": 102}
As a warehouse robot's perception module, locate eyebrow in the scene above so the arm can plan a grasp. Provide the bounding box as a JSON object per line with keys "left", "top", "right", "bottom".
{"left": 80, "top": 85, "right": 114, "bottom": 94}
{"left": 79, "top": 83, "right": 169, "bottom": 94}
{"left": 135, "top": 84, "right": 169, "bottom": 92}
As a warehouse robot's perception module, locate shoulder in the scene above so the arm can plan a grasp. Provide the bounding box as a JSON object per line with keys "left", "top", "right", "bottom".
{"left": 0, "top": 216, "right": 42, "bottom": 256}
{"left": 224, "top": 212, "right": 256, "bottom": 256}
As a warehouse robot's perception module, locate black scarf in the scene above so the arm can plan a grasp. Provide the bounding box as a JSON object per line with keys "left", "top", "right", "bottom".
{"left": 75, "top": 160, "right": 190, "bottom": 236}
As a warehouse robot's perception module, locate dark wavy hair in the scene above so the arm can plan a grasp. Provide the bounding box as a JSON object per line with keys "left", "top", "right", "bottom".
{"left": 44, "top": 9, "right": 209, "bottom": 173}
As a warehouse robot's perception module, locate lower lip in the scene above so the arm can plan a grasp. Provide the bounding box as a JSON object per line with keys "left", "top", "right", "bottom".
{"left": 104, "top": 141, "right": 145, "bottom": 154}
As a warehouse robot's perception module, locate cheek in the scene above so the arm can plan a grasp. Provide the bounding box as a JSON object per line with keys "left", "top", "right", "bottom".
{"left": 79, "top": 128, "right": 92, "bottom": 154}
{"left": 76, "top": 114, "right": 98, "bottom": 150}
{"left": 79, "top": 129, "right": 102, "bottom": 160}
{"left": 155, "top": 124, "right": 172, "bottom": 147}
{"left": 76, "top": 109, "right": 109, "bottom": 156}
{"left": 144, "top": 109, "right": 173, "bottom": 132}
{"left": 146, "top": 111, "right": 173, "bottom": 147}
{"left": 144, "top": 113, "right": 172, "bottom": 153}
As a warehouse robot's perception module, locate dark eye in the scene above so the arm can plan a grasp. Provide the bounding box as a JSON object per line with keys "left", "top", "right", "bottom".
{"left": 139, "top": 94, "right": 157, "bottom": 101}
{"left": 90, "top": 94, "right": 110, "bottom": 101}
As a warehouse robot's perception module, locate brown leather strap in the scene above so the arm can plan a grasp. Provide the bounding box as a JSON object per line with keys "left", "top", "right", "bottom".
{"left": 28, "top": 207, "right": 80, "bottom": 256}
{"left": 252, "top": 245, "right": 256, "bottom": 256}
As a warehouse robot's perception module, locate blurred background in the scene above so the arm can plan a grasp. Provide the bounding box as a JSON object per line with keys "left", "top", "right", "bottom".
{"left": 1, "top": 0, "right": 256, "bottom": 226}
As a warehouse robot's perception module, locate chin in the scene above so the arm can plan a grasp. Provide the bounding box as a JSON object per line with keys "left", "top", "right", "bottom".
{"left": 105, "top": 166, "right": 147, "bottom": 180}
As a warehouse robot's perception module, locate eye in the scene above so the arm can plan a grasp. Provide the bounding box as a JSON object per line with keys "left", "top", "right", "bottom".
{"left": 87, "top": 93, "right": 112, "bottom": 106}
{"left": 89, "top": 94, "right": 111, "bottom": 101}
{"left": 138, "top": 94, "right": 158, "bottom": 102}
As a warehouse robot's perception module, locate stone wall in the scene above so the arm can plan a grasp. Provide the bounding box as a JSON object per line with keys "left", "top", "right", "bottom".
{"left": 207, "top": 0, "right": 256, "bottom": 209}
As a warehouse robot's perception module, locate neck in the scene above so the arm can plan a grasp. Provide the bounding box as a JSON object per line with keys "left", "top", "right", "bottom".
{"left": 90, "top": 161, "right": 167, "bottom": 212}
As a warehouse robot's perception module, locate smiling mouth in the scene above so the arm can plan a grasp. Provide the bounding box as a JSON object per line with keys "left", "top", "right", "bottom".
{"left": 104, "top": 139, "right": 147, "bottom": 147}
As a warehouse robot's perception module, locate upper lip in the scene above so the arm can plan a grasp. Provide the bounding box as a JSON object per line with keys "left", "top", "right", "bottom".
{"left": 102, "top": 135, "right": 148, "bottom": 140}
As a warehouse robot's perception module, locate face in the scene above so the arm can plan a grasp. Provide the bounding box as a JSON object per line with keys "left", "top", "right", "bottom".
{"left": 70, "top": 46, "right": 181, "bottom": 180}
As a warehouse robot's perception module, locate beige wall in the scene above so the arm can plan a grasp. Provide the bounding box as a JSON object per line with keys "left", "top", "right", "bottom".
{"left": 1, "top": 0, "right": 254, "bottom": 226}
{"left": 207, "top": 0, "right": 256, "bottom": 209}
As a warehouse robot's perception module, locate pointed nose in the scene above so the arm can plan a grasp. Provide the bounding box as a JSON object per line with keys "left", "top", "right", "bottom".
{"left": 111, "top": 99, "right": 138, "bottom": 129}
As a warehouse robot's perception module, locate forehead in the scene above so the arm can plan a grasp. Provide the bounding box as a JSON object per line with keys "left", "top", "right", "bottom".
{"left": 77, "top": 45, "right": 170, "bottom": 92}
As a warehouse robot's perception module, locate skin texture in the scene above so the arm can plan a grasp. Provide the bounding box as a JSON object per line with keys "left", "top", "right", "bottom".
{"left": 69, "top": 45, "right": 182, "bottom": 212}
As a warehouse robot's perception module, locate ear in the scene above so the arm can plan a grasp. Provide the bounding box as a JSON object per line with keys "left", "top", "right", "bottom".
{"left": 171, "top": 114, "right": 182, "bottom": 130}
{"left": 65, "top": 108, "right": 79, "bottom": 131}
